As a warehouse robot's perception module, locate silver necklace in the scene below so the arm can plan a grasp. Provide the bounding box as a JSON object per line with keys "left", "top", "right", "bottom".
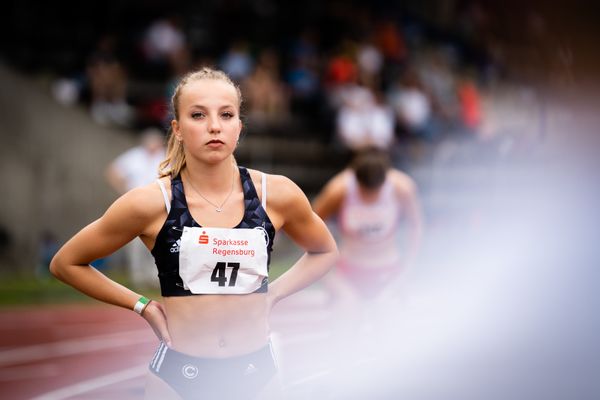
{"left": 185, "top": 165, "right": 235, "bottom": 212}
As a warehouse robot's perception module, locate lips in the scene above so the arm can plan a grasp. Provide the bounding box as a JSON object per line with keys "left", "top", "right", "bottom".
{"left": 206, "top": 139, "right": 224, "bottom": 145}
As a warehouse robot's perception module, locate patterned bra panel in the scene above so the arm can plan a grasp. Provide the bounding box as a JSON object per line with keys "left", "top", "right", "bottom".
{"left": 151, "top": 167, "right": 275, "bottom": 296}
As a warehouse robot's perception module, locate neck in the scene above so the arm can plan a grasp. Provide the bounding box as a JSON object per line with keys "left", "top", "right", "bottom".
{"left": 184, "top": 156, "right": 237, "bottom": 193}
{"left": 358, "top": 186, "right": 381, "bottom": 203}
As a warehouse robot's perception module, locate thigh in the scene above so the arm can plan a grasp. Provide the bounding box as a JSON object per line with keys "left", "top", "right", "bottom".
{"left": 144, "top": 371, "right": 182, "bottom": 400}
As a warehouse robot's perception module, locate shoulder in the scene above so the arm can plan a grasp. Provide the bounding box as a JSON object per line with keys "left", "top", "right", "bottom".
{"left": 327, "top": 169, "right": 351, "bottom": 189}
{"left": 318, "top": 169, "right": 351, "bottom": 200}
{"left": 58, "top": 179, "right": 170, "bottom": 256}
{"left": 311, "top": 170, "right": 352, "bottom": 219}
{"left": 247, "top": 168, "right": 302, "bottom": 203}
{"left": 247, "top": 168, "right": 312, "bottom": 220}
{"left": 388, "top": 169, "right": 418, "bottom": 198}
{"left": 109, "top": 178, "right": 169, "bottom": 222}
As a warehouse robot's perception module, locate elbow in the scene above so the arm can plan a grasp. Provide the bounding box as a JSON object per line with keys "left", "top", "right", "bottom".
{"left": 331, "top": 244, "right": 340, "bottom": 258}
{"left": 327, "top": 244, "right": 340, "bottom": 268}
{"left": 333, "top": 247, "right": 340, "bottom": 263}
{"left": 326, "top": 233, "right": 339, "bottom": 255}
{"left": 49, "top": 254, "right": 64, "bottom": 279}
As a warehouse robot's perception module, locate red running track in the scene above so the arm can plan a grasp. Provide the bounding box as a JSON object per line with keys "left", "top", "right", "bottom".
{"left": 0, "top": 290, "right": 333, "bottom": 400}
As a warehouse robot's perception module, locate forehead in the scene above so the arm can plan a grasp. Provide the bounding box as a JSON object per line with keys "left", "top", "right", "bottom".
{"left": 178, "top": 79, "right": 239, "bottom": 109}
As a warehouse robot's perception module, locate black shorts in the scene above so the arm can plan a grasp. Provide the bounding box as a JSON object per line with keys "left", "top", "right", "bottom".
{"left": 148, "top": 342, "right": 277, "bottom": 400}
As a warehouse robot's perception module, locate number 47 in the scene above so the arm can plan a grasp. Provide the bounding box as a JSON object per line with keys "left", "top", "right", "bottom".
{"left": 210, "top": 262, "right": 240, "bottom": 287}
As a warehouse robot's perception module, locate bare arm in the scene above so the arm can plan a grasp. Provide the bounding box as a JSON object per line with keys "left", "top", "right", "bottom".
{"left": 311, "top": 171, "right": 347, "bottom": 221}
{"left": 50, "top": 184, "right": 173, "bottom": 345}
{"left": 267, "top": 175, "right": 339, "bottom": 306}
{"left": 311, "top": 171, "right": 359, "bottom": 300}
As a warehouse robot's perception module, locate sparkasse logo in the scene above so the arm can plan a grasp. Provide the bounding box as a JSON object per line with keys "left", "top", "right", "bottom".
{"left": 198, "top": 231, "right": 209, "bottom": 244}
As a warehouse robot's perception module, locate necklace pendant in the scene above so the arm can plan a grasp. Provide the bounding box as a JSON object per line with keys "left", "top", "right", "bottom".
{"left": 216, "top": 208, "right": 222, "bottom": 212}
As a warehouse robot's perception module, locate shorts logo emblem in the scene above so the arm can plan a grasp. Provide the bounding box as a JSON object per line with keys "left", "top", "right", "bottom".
{"left": 182, "top": 364, "right": 199, "bottom": 379}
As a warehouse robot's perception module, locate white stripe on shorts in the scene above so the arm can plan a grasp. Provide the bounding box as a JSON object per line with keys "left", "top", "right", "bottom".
{"left": 154, "top": 343, "right": 169, "bottom": 372}
{"left": 150, "top": 342, "right": 165, "bottom": 370}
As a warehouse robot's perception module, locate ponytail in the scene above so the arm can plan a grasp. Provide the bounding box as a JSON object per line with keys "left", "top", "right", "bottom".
{"left": 158, "top": 125, "right": 186, "bottom": 178}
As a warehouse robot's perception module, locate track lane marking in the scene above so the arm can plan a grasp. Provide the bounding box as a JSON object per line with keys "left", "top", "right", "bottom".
{"left": 0, "top": 329, "right": 155, "bottom": 367}
{"left": 31, "top": 364, "right": 147, "bottom": 400}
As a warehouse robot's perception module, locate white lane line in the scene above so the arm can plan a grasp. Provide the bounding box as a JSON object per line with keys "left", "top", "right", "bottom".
{"left": 30, "top": 364, "right": 147, "bottom": 400}
{"left": 0, "top": 329, "right": 154, "bottom": 367}
{"left": 0, "top": 363, "right": 60, "bottom": 381}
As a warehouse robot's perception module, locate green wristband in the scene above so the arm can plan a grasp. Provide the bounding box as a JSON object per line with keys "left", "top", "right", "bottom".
{"left": 133, "top": 296, "right": 150, "bottom": 315}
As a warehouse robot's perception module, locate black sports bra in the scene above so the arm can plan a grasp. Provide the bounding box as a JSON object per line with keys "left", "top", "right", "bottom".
{"left": 151, "top": 167, "right": 275, "bottom": 297}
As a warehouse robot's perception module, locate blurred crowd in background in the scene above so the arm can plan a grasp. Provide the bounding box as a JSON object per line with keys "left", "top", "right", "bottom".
{"left": 7, "top": 1, "right": 552, "bottom": 154}
{"left": 1, "top": 0, "right": 597, "bottom": 276}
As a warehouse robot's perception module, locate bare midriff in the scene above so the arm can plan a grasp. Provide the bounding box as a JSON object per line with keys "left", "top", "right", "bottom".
{"left": 163, "top": 292, "right": 269, "bottom": 358}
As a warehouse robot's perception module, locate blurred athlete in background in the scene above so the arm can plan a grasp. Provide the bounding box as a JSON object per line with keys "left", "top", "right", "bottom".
{"left": 313, "top": 147, "right": 422, "bottom": 319}
{"left": 105, "top": 127, "right": 166, "bottom": 288}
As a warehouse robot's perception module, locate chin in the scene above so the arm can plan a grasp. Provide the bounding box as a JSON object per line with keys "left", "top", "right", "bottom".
{"left": 204, "top": 152, "right": 234, "bottom": 164}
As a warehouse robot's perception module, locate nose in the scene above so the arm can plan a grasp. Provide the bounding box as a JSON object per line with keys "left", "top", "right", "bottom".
{"left": 208, "top": 115, "right": 221, "bottom": 133}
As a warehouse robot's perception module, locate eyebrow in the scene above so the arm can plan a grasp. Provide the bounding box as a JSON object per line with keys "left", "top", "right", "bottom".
{"left": 188, "top": 104, "right": 236, "bottom": 110}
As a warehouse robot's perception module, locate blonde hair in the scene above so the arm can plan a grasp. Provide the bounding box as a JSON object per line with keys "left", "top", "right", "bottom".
{"left": 158, "top": 67, "right": 243, "bottom": 178}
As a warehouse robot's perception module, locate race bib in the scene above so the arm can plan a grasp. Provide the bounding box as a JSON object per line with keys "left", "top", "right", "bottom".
{"left": 342, "top": 203, "right": 398, "bottom": 241}
{"left": 179, "top": 226, "right": 268, "bottom": 294}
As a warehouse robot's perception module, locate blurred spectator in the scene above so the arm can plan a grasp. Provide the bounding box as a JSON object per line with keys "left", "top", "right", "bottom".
{"left": 417, "top": 48, "right": 459, "bottom": 123}
{"left": 373, "top": 19, "right": 407, "bottom": 65}
{"left": 286, "top": 56, "right": 321, "bottom": 111}
{"left": 335, "top": 84, "right": 395, "bottom": 152}
{"left": 86, "top": 34, "right": 135, "bottom": 128}
{"left": 241, "top": 49, "right": 290, "bottom": 132}
{"left": 325, "top": 41, "right": 358, "bottom": 88}
{"left": 285, "top": 29, "right": 322, "bottom": 115}
{"left": 141, "top": 15, "right": 187, "bottom": 79}
{"left": 388, "top": 67, "right": 435, "bottom": 140}
{"left": 456, "top": 70, "right": 483, "bottom": 134}
{"left": 105, "top": 127, "right": 166, "bottom": 287}
{"left": 219, "top": 41, "right": 254, "bottom": 83}
{"left": 356, "top": 38, "right": 384, "bottom": 90}
{"left": 136, "top": 44, "right": 193, "bottom": 129}
{"left": 36, "top": 231, "right": 59, "bottom": 279}
{"left": 106, "top": 127, "right": 166, "bottom": 194}
{"left": 51, "top": 77, "right": 82, "bottom": 107}
{"left": 373, "top": 18, "right": 408, "bottom": 88}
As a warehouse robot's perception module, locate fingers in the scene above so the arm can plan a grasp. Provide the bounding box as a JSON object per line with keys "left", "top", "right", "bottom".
{"left": 142, "top": 301, "right": 173, "bottom": 347}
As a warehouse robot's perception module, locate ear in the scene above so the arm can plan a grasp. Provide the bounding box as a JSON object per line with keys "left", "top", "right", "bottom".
{"left": 234, "top": 119, "right": 242, "bottom": 144}
{"left": 171, "top": 120, "right": 182, "bottom": 141}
